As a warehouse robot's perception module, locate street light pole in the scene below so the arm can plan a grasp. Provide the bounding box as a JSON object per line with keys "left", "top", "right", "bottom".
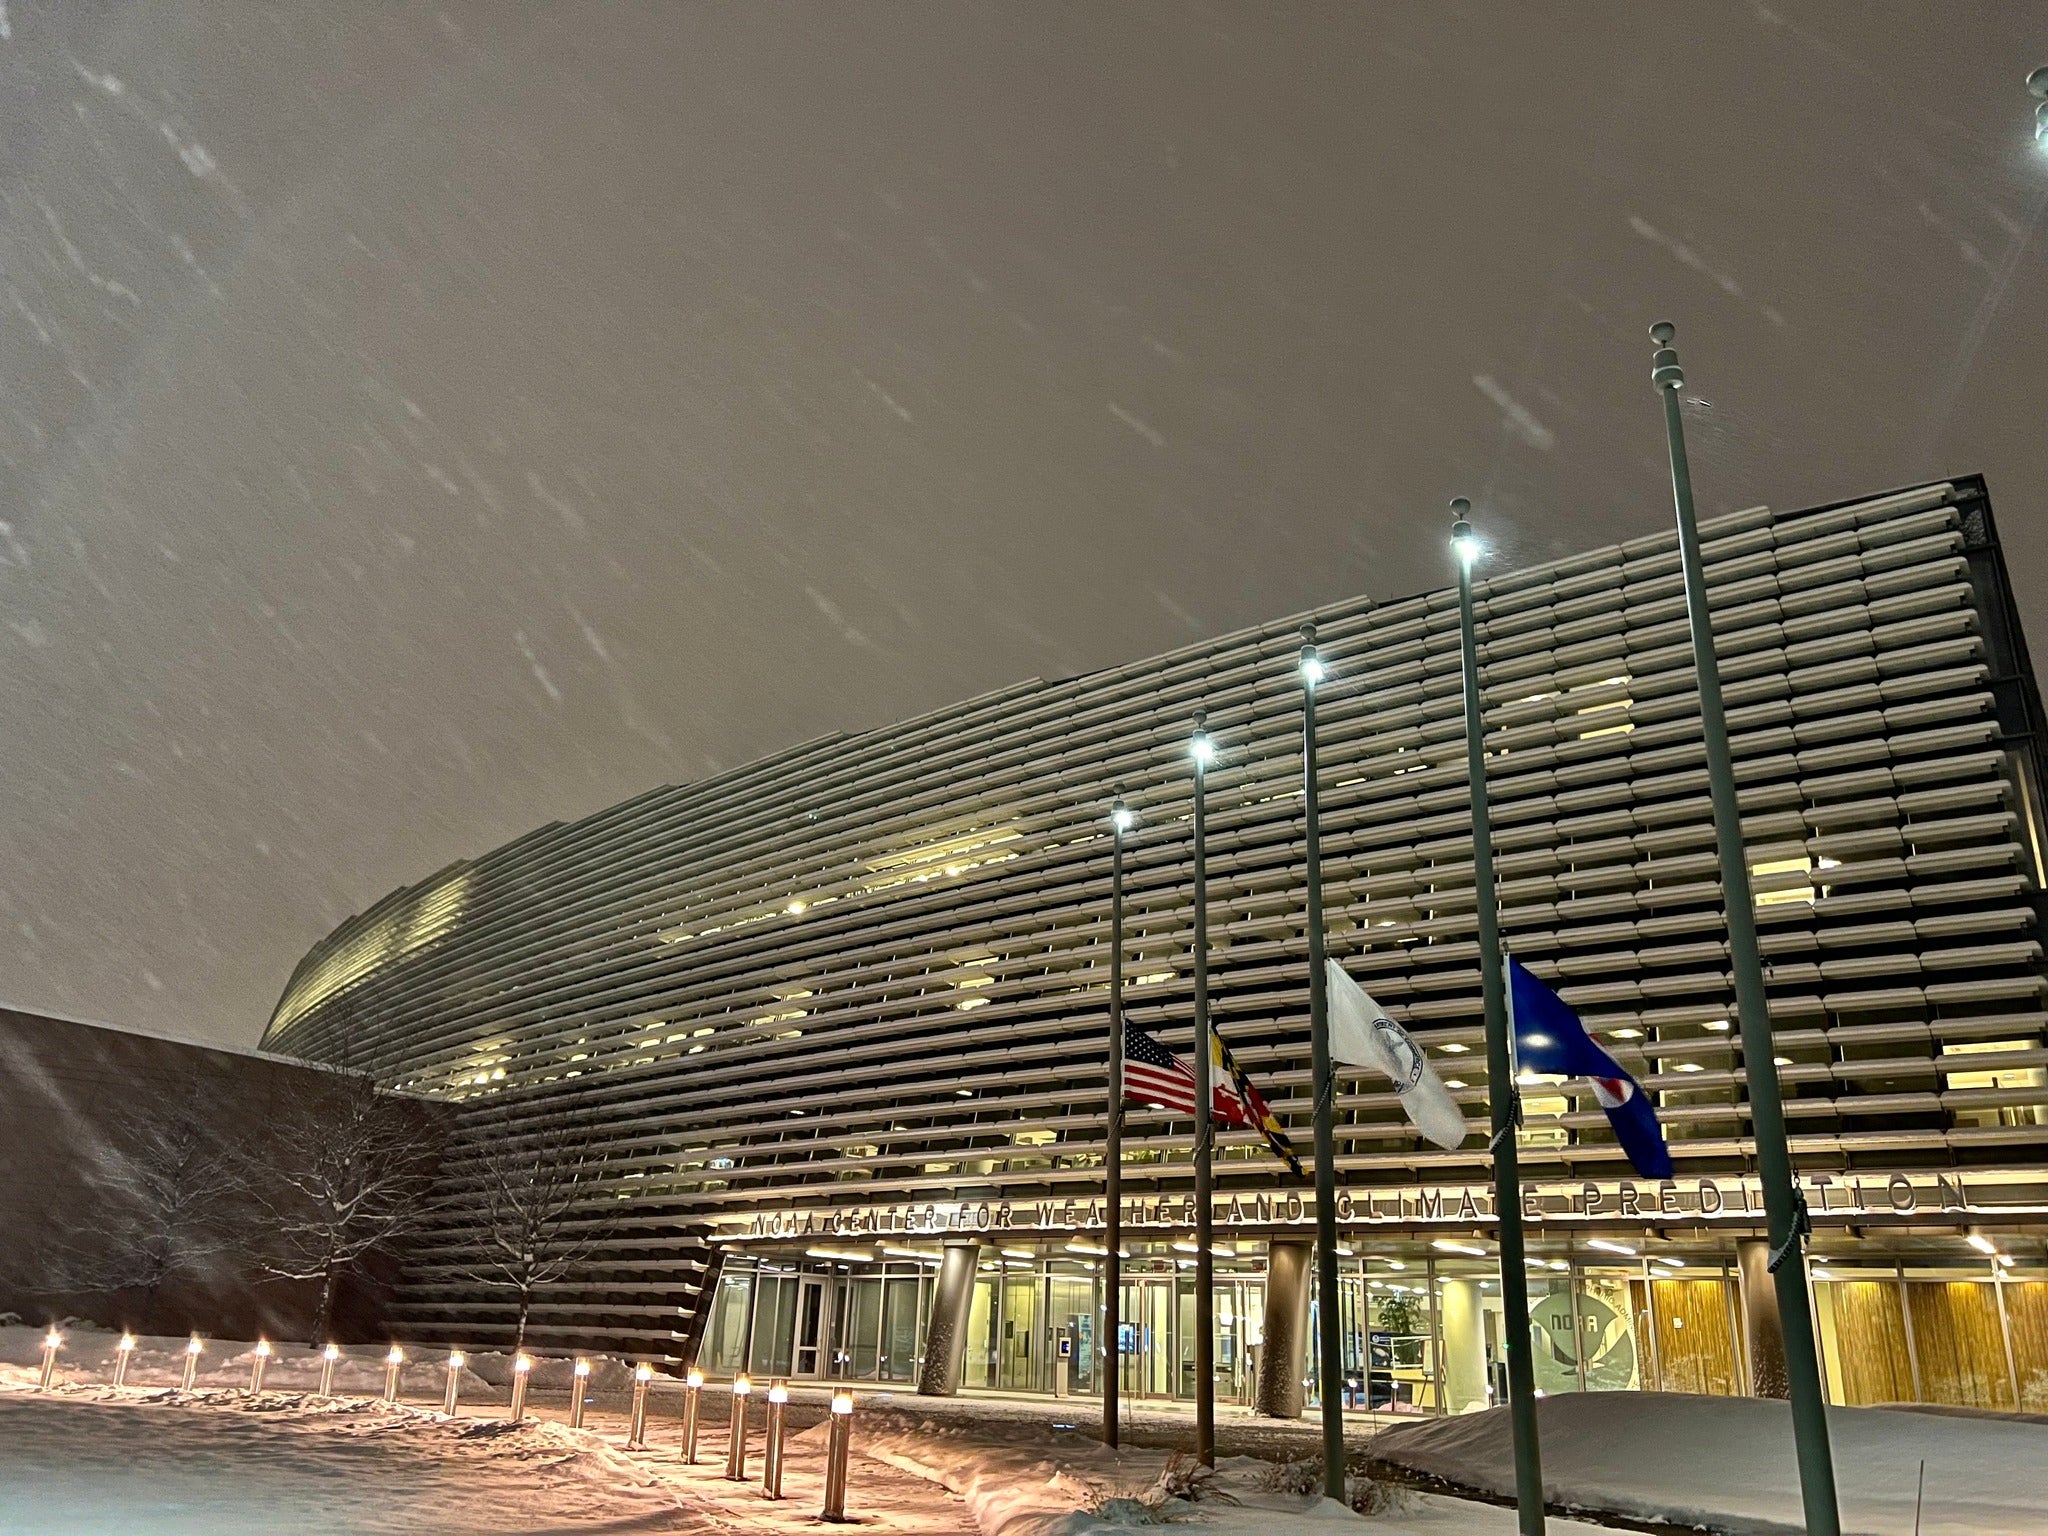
{"left": 1105, "top": 791, "right": 1133, "bottom": 1450}
{"left": 1190, "top": 713, "right": 1217, "bottom": 1468}
{"left": 1649, "top": 322, "right": 1841, "bottom": 1536}
{"left": 1451, "top": 499, "right": 1546, "bottom": 1536}
{"left": 1298, "top": 624, "right": 1345, "bottom": 1497}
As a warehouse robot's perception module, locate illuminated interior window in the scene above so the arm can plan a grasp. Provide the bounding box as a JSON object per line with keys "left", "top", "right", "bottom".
{"left": 1751, "top": 856, "right": 1818, "bottom": 907}
{"left": 270, "top": 866, "right": 473, "bottom": 1033}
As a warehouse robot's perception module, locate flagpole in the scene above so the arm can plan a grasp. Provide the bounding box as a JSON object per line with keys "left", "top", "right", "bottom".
{"left": 1106, "top": 791, "right": 1132, "bottom": 1451}
{"left": 1649, "top": 322, "right": 1840, "bottom": 1536}
{"left": 1298, "top": 624, "right": 1345, "bottom": 1496}
{"left": 1189, "top": 712, "right": 1217, "bottom": 1468}
{"left": 1451, "top": 499, "right": 1546, "bottom": 1536}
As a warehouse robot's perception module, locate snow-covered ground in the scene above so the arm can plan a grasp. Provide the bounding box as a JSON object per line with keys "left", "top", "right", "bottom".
{"left": 0, "top": 1325, "right": 1599, "bottom": 1536}
{"left": 1370, "top": 1390, "right": 2048, "bottom": 1536}
{"left": 847, "top": 1408, "right": 1614, "bottom": 1536}
{"left": 38, "top": 1325, "right": 2039, "bottom": 1536}
{"left": 0, "top": 1325, "right": 972, "bottom": 1536}
{"left": 0, "top": 1393, "right": 693, "bottom": 1535}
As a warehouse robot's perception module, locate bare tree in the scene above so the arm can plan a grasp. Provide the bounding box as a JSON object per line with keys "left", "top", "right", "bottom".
{"left": 449, "top": 1097, "right": 617, "bottom": 1351}
{"left": 249, "top": 1067, "right": 442, "bottom": 1342}
{"left": 39, "top": 1073, "right": 245, "bottom": 1329}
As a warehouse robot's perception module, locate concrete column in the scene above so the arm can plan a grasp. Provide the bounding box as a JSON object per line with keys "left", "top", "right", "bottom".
{"left": 1440, "top": 1278, "right": 1488, "bottom": 1414}
{"left": 1254, "top": 1238, "right": 1313, "bottom": 1418}
{"left": 1737, "top": 1238, "right": 1790, "bottom": 1399}
{"left": 916, "top": 1241, "right": 982, "bottom": 1396}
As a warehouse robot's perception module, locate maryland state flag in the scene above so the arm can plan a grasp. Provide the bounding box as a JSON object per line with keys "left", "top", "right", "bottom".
{"left": 1210, "top": 1028, "right": 1304, "bottom": 1180}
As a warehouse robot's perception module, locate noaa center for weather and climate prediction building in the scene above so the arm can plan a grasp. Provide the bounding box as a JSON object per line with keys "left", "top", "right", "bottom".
{"left": 263, "top": 476, "right": 2048, "bottom": 1417}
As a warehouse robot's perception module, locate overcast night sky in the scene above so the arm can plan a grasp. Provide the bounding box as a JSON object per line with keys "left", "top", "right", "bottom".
{"left": 1, "top": 3, "right": 2043, "bottom": 1048}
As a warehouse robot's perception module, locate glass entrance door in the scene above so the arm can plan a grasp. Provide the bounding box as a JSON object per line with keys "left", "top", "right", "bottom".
{"left": 794, "top": 1276, "right": 829, "bottom": 1376}
{"left": 1118, "top": 1277, "right": 1175, "bottom": 1398}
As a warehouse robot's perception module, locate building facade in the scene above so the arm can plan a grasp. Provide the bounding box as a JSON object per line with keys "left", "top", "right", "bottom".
{"left": 262, "top": 475, "right": 2048, "bottom": 1416}
{"left": 0, "top": 1007, "right": 447, "bottom": 1341}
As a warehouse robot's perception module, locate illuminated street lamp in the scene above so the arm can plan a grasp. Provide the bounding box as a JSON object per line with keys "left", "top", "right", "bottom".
{"left": 1296, "top": 620, "right": 1342, "bottom": 1498}
{"left": 112, "top": 1334, "right": 136, "bottom": 1388}
{"left": 1103, "top": 789, "right": 1132, "bottom": 1450}
{"left": 724, "top": 1373, "right": 753, "bottom": 1480}
{"left": 444, "top": 1350, "right": 467, "bottom": 1416}
{"left": 568, "top": 1357, "right": 592, "bottom": 1429}
{"left": 383, "top": 1344, "right": 405, "bottom": 1403}
{"left": 38, "top": 1329, "right": 61, "bottom": 1390}
{"left": 508, "top": 1354, "right": 532, "bottom": 1422}
{"left": 680, "top": 1367, "right": 704, "bottom": 1461}
{"left": 762, "top": 1381, "right": 790, "bottom": 1498}
{"left": 821, "top": 1391, "right": 855, "bottom": 1521}
{"left": 180, "top": 1335, "right": 203, "bottom": 1392}
{"left": 249, "top": 1339, "right": 273, "bottom": 1394}
{"left": 2029, "top": 67, "right": 2048, "bottom": 149}
{"left": 628, "top": 1362, "right": 654, "bottom": 1446}
{"left": 318, "top": 1343, "right": 340, "bottom": 1397}
{"left": 1188, "top": 710, "right": 1217, "bottom": 1468}
{"left": 1450, "top": 497, "right": 1543, "bottom": 1536}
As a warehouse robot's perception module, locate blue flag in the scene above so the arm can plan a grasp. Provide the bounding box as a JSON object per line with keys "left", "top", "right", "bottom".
{"left": 1508, "top": 958, "right": 1674, "bottom": 1179}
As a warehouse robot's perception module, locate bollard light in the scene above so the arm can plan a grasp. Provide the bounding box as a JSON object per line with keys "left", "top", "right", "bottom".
{"left": 383, "top": 1345, "right": 404, "bottom": 1404}
{"left": 680, "top": 1367, "right": 704, "bottom": 1463}
{"left": 724, "top": 1373, "right": 752, "bottom": 1481}
{"left": 821, "top": 1391, "right": 855, "bottom": 1521}
{"left": 181, "top": 1335, "right": 203, "bottom": 1392}
{"left": 249, "top": 1339, "right": 273, "bottom": 1394}
{"left": 568, "top": 1357, "right": 591, "bottom": 1429}
{"left": 762, "top": 1381, "right": 790, "bottom": 1499}
{"left": 627, "top": 1361, "right": 654, "bottom": 1447}
{"left": 112, "top": 1334, "right": 136, "bottom": 1388}
{"left": 38, "top": 1329, "right": 61, "bottom": 1390}
{"left": 444, "top": 1350, "right": 467, "bottom": 1416}
{"left": 318, "top": 1343, "right": 340, "bottom": 1397}
{"left": 508, "top": 1354, "right": 532, "bottom": 1423}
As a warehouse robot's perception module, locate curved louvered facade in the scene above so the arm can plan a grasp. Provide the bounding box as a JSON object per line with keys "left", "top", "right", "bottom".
{"left": 263, "top": 476, "right": 2048, "bottom": 1409}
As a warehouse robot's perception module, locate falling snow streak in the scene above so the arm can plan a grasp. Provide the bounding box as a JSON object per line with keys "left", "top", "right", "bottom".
{"left": 0, "top": 3, "right": 2039, "bottom": 1047}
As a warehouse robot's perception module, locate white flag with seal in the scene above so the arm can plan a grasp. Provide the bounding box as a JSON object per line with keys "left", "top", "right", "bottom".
{"left": 1326, "top": 959, "right": 1469, "bottom": 1151}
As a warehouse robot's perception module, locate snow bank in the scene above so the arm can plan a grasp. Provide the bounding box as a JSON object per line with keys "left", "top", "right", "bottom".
{"left": 1370, "top": 1390, "right": 2048, "bottom": 1536}
{"left": 840, "top": 1412, "right": 1109, "bottom": 1536}
{"left": 843, "top": 1407, "right": 1610, "bottom": 1536}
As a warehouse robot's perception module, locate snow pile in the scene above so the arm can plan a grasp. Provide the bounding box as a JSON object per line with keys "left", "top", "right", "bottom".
{"left": 843, "top": 1408, "right": 1611, "bottom": 1536}
{"left": 459, "top": 1348, "right": 640, "bottom": 1393}
{"left": 1370, "top": 1391, "right": 2048, "bottom": 1536}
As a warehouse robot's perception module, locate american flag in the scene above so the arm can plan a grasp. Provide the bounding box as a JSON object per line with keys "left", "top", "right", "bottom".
{"left": 1123, "top": 1020, "right": 1202, "bottom": 1116}
{"left": 1122, "top": 1022, "right": 1258, "bottom": 1130}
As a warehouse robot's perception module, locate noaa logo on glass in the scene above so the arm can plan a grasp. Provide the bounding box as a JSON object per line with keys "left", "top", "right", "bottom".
{"left": 1371, "top": 1015, "right": 1425, "bottom": 1092}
